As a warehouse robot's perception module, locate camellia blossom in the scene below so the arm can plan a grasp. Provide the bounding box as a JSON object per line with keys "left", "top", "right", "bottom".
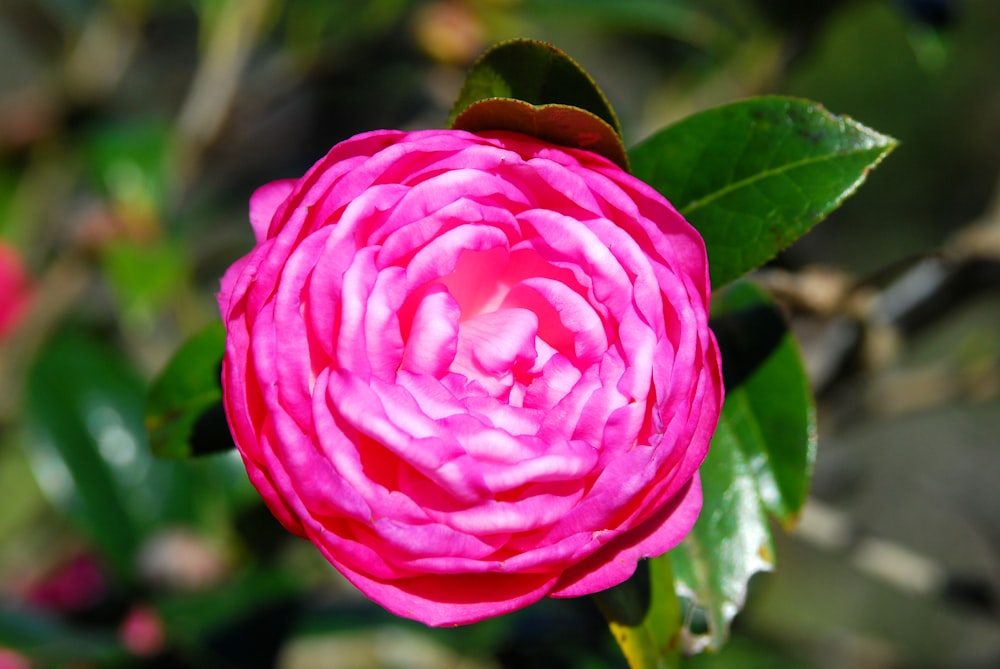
{"left": 219, "top": 129, "right": 723, "bottom": 626}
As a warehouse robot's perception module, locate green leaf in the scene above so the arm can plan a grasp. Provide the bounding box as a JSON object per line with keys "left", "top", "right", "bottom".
{"left": 156, "top": 567, "right": 303, "bottom": 647}
{"left": 21, "top": 330, "right": 211, "bottom": 576}
{"left": 710, "top": 283, "right": 817, "bottom": 521}
{"left": 85, "top": 120, "right": 174, "bottom": 215}
{"left": 0, "top": 606, "right": 127, "bottom": 666}
{"left": 22, "top": 332, "right": 151, "bottom": 576}
{"left": 146, "top": 321, "right": 233, "bottom": 459}
{"left": 670, "top": 281, "right": 816, "bottom": 651}
{"left": 102, "top": 238, "right": 189, "bottom": 324}
{"left": 523, "top": 0, "right": 729, "bottom": 51}
{"left": 593, "top": 557, "right": 683, "bottom": 669}
{"left": 629, "top": 96, "right": 897, "bottom": 287}
{"left": 453, "top": 99, "right": 629, "bottom": 170}
{"left": 447, "top": 39, "right": 627, "bottom": 167}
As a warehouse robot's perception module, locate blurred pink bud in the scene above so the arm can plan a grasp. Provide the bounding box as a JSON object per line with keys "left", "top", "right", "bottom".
{"left": 119, "top": 605, "right": 165, "bottom": 657}
{"left": 0, "top": 649, "right": 33, "bottom": 669}
{"left": 0, "top": 242, "right": 33, "bottom": 341}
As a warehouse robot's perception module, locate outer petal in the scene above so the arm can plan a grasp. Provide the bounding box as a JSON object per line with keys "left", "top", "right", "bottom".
{"left": 549, "top": 475, "right": 702, "bottom": 598}
{"left": 249, "top": 179, "right": 296, "bottom": 242}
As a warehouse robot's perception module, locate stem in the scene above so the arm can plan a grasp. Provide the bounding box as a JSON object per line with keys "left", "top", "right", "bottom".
{"left": 592, "top": 557, "right": 683, "bottom": 669}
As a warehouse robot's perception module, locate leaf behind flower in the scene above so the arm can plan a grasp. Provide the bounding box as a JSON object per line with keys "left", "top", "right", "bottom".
{"left": 669, "top": 280, "right": 816, "bottom": 651}
{"left": 146, "top": 321, "right": 234, "bottom": 459}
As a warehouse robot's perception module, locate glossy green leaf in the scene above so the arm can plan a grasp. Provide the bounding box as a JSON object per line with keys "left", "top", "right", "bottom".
{"left": 670, "top": 281, "right": 816, "bottom": 650}
{"left": 629, "top": 96, "right": 897, "bottom": 287}
{"left": 453, "top": 99, "right": 629, "bottom": 169}
{"left": 710, "top": 282, "right": 817, "bottom": 520}
{"left": 593, "top": 557, "right": 682, "bottom": 669}
{"left": 146, "top": 321, "right": 233, "bottom": 459}
{"left": 447, "top": 38, "right": 623, "bottom": 139}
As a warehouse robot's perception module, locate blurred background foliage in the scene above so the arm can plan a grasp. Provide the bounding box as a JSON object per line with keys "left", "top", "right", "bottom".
{"left": 0, "top": 0, "right": 998, "bottom": 667}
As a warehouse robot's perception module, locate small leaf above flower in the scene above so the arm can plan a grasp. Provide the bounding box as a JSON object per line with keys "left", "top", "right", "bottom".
{"left": 447, "top": 39, "right": 622, "bottom": 135}
{"left": 453, "top": 99, "right": 629, "bottom": 170}
{"left": 447, "top": 39, "right": 628, "bottom": 167}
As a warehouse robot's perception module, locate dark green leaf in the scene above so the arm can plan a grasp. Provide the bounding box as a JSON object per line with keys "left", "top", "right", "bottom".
{"left": 712, "top": 282, "right": 817, "bottom": 521}
{"left": 146, "top": 321, "right": 233, "bottom": 459}
{"left": 447, "top": 39, "right": 622, "bottom": 139}
{"left": 670, "top": 281, "right": 816, "bottom": 650}
{"left": 453, "top": 99, "right": 629, "bottom": 169}
{"left": 629, "top": 96, "right": 897, "bottom": 287}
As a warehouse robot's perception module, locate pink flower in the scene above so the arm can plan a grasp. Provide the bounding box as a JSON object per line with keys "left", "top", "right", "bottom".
{"left": 219, "top": 129, "right": 722, "bottom": 626}
{"left": 0, "top": 242, "right": 32, "bottom": 341}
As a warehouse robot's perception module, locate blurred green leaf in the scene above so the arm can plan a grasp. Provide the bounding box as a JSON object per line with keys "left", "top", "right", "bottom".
{"left": 593, "top": 557, "right": 682, "bottom": 669}
{"left": 103, "top": 238, "right": 189, "bottom": 323}
{"left": 156, "top": 567, "right": 302, "bottom": 647}
{"left": 85, "top": 120, "right": 174, "bottom": 217}
{"left": 22, "top": 331, "right": 205, "bottom": 576}
{"left": 684, "top": 635, "right": 816, "bottom": 669}
{"left": 447, "top": 38, "right": 623, "bottom": 140}
{"left": 0, "top": 606, "right": 127, "bottom": 666}
{"left": 146, "top": 321, "right": 232, "bottom": 459}
{"left": 670, "top": 281, "right": 816, "bottom": 651}
{"left": 524, "top": 0, "right": 729, "bottom": 50}
{"left": 629, "top": 97, "right": 897, "bottom": 287}
{"left": 23, "top": 332, "right": 149, "bottom": 576}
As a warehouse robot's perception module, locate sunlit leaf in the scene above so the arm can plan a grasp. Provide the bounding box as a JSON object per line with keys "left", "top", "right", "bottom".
{"left": 629, "top": 96, "right": 897, "bottom": 287}
{"left": 670, "top": 281, "right": 816, "bottom": 650}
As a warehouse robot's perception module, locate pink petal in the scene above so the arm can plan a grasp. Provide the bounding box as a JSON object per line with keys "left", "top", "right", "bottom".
{"left": 249, "top": 179, "right": 296, "bottom": 242}
{"left": 549, "top": 475, "right": 702, "bottom": 597}
{"left": 401, "top": 285, "right": 460, "bottom": 377}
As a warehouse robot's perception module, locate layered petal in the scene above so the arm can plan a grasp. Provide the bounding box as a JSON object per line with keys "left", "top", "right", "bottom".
{"left": 219, "top": 127, "right": 723, "bottom": 627}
